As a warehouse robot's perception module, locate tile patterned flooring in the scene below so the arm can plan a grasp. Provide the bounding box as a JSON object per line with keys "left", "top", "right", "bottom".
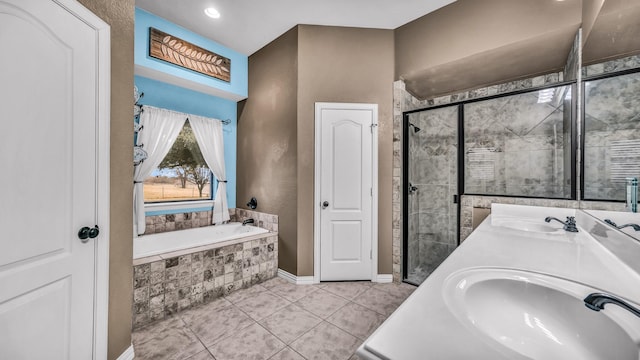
{"left": 132, "top": 277, "right": 416, "bottom": 360}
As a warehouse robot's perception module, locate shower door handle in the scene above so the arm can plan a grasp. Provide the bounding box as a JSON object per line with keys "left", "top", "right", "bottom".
{"left": 321, "top": 201, "right": 329, "bottom": 209}
{"left": 453, "top": 195, "right": 458, "bottom": 204}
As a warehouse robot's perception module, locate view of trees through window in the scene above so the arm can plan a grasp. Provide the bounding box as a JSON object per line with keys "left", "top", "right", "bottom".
{"left": 144, "top": 120, "right": 213, "bottom": 202}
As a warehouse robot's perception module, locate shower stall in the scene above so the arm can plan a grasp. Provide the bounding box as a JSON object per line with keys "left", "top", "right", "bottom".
{"left": 402, "top": 84, "right": 573, "bottom": 285}
{"left": 403, "top": 105, "right": 460, "bottom": 285}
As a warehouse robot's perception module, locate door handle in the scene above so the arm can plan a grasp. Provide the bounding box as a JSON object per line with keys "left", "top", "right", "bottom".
{"left": 322, "top": 201, "right": 329, "bottom": 209}
{"left": 78, "top": 225, "right": 100, "bottom": 243}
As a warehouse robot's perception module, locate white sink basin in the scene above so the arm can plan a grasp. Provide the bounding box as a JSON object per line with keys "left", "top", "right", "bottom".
{"left": 492, "top": 219, "right": 564, "bottom": 234}
{"left": 443, "top": 268, "right": 640, "bottom": 360}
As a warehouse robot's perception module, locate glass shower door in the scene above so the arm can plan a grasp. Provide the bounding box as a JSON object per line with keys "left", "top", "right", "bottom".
{"left": 403, "top": 105, "right": 459, "bottom": 285}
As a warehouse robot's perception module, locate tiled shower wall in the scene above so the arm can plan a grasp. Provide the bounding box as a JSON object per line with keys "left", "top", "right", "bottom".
{"left": 405, "top": 106, "right": 458, "bottom": 283}
{"left": 393, "top": 53, "right": 640, "bottom": 282}
{"left": 392, "top": 73, "right": 564, "bottom": 282}
{"left": 463, "top": 87, "right": 571, "bottom": 198}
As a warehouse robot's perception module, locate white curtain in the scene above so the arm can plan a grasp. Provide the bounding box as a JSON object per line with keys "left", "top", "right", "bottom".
{"left": 189, "top": 114, "right": 230, "bottom": 224}
{"left": 134, "top": 106, "right": 186, "bottom": 235}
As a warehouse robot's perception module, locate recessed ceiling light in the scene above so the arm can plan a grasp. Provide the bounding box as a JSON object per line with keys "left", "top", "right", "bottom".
{"left": 204, "top": 7, "right": 220, "bottom": 19}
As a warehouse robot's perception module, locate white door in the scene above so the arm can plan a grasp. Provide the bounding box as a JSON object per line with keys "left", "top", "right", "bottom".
{"left": 315, "top": 103, "right": 377, "bottom": 281}
{"left": 0, "top": 1, "right": 108, "bottom": 359}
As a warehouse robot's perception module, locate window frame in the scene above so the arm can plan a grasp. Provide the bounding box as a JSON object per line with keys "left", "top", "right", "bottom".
{"left": 141, "top": 119, "right": 217, "bottom": 208}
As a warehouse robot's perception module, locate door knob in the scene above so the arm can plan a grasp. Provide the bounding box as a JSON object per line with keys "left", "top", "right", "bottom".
{"left": 78, "top": 225, "right": 100, "bottom": 243}
{"left": 322, "top": 201, "right": 329, "bottom": 209}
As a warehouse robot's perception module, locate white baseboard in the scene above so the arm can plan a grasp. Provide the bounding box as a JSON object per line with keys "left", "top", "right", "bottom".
{"left": 116, "top": 344, "right": 135, "bottom": 360}
{"left": 279, "top": 269, "right": 392, "bottom": 284}
{"left": 277, "top": 268, "right": 316, "bottom": 285}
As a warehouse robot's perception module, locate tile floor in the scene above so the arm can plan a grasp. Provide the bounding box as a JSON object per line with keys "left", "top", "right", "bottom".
{"left": 132, "top": 277, "right": 416, "bottom": 360}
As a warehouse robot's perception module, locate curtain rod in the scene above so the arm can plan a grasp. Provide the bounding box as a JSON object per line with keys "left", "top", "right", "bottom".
{"left": 137, "top": 102, "right": 231, "bottom": 125}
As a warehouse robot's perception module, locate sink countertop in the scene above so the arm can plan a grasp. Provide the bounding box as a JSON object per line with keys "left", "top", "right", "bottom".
{"left": 357, "top": 204, "right": 640, "bottom": 360}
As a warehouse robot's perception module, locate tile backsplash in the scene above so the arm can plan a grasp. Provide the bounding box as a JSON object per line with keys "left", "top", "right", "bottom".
{"left": 144, "top": 208, "right": 278, "bottom": 235}
{"left": 232, "top": 208, "right": 279, "bottom": 233}
{"left": 144, "top": 210, "right": 214, "bottom": 234}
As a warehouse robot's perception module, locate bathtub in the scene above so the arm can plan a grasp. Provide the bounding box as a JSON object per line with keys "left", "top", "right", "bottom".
{"left": 132, "top": 221, "right": 278, "bottom": 328}
{"left": 134, "top": 222, "right": 270, "bottom": 260}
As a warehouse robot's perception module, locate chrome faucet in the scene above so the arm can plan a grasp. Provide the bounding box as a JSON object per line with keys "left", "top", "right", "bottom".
{"left": 584, "top": 293, "right": 640, "bottom": 318}
{"left": 544, "top": 216, "right": 578, "bottom": 232}
{"left": 604, "top": 219, "right": 640, "bottom": 231}
{"left": 242, "top": 218, "right": 255, "bottom": 226}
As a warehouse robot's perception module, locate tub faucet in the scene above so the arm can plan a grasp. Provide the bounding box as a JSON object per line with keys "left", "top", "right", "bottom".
{"left": 544, "top": 216, "right": 578, "bottom": 232}
{"left": 242, "top": 218, "right": 255, "bottom": 226}
{"left": 604, "top": 219, "right": 640, "bottom": 231}
{"left": 584, "top": 293, "right": 640, "bottom": 318}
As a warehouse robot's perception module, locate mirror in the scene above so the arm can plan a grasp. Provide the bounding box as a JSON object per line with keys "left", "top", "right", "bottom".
{"left": 584, "top": 210, "right": 640, "bottom": 241}
{"left": 580, "top": 0, "right": 640, "bottom": 210}
{"left": 582, "top": 0, "right": 640, "bottom": 67}
{"left": 583, "top": 71, "right": 640, "bottom": 201}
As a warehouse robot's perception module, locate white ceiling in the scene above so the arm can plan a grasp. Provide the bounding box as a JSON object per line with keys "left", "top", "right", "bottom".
{"left": 135, "top": 0, "right": 456, "bottom": 55}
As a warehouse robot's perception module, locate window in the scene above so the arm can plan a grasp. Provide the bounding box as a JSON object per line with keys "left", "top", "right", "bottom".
{"left": 143, "top": 120, "right": 214, "bottom": 203}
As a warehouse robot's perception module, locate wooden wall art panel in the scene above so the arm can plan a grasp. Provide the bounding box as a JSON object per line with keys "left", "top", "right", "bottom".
{"left": 149, "top": 27, "right": 231, "bottom": 82}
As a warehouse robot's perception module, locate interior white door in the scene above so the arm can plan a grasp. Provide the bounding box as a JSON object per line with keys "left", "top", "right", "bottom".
{"left": 0, "top": 1, "right": 102, "bottom": 358}
{"left": 317, "top": 103, "right": 376, "bottom": 281}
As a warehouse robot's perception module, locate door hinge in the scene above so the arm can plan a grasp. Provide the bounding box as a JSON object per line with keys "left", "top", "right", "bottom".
{"left": 370, "top": 249, "right": 372, "bottom": 259}
{"left": 371, "top": 188, "right": 373, "bottom": 197}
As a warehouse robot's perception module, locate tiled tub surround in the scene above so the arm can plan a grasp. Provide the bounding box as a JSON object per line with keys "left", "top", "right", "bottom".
{"left": 144, "top": 207, "right": 279, "bottom": 235}
{"left": 133, "top": 215, "right": 279, "bottom": 328}
{"left": 232, "top": 208, "right": 279, "bottom": 233}
{"left": 134, "top": 222, "right": 270, "bottom": 259}
{"left": 144, "top": 210, "right": 216, "bottom": 235}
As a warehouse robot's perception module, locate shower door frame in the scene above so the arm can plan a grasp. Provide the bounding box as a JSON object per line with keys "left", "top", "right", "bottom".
{"left": 402, "top": 104, "right": 464, "bottom": 286}
{"left": 402, "top": 82, "right": 579, "bottom": 284}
